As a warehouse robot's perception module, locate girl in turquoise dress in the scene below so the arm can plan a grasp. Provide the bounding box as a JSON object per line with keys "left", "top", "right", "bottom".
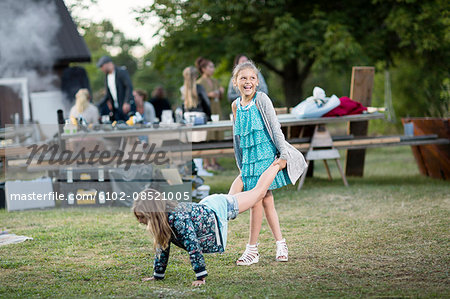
{"left": 230, "top": 61, "right": 306, "bottom": 265}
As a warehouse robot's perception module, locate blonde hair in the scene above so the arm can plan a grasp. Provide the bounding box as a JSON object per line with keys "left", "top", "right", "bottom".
{"left": 132, "top": 189, "right": 177, "bottom": 251}
{"left": 232, "top": 60, "right": 259, "bottom": 85}
{"left": 183, "top": 66, "right": 199, "bottom": 109}
{"left": 74, "top": 88, "right": 90, "bottom": 113}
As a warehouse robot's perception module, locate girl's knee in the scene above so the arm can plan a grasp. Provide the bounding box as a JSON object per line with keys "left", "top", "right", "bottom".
{"left": 262, "top": 192, "right": 274, "bottom": 208}
{"left": 252, "top": 200, "right": 263, "bottom": 209}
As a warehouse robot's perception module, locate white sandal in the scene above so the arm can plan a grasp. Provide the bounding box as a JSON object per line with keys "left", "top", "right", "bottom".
{"left": 276, "top": 239, "right": 288, "bottom": 262}
{"left": 236, "top": 243, "right": 259, "bottom": 266}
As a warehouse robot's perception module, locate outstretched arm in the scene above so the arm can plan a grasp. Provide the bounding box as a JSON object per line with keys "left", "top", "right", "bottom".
{"left": 174, "top": 217, "right": 208, "bottom": 284}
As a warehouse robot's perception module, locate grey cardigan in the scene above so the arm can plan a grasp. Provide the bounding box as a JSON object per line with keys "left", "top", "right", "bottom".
{"left": 232, "top": 92, "right": 307, "bottom": 184}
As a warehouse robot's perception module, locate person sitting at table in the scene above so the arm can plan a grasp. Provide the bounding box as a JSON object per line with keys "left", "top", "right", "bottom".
{"left": 150, "top": 86, "right": 172, "bottom": 121}
{"left": 69, "top": 88, "right": 99, "bottom": 124}
{"left": 133, "top": 89, "right": 156, "bottom": 124}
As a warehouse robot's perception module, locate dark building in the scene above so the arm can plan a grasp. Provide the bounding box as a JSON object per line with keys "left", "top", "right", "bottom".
{"left": 0, "top": 0, "right": 91, "bottom": 127}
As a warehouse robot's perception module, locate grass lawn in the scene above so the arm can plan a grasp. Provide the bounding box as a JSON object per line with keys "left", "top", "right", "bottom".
{"left": 1, "top": 146, "right": 449, "bottom": 298}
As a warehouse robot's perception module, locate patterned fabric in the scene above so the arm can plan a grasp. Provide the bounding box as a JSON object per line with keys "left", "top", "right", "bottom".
{"left": 234, "top": 93, "right": 291, "bottom": 191}
{"left": 153, "top": 202, "right": 223, "bottom": 280}
{"left": 199, "top": 194, "right": 239, "bottom": 249}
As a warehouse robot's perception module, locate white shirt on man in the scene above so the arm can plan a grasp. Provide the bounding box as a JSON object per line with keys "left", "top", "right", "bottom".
{"left": 107, "top": 70, "right": 118, "bottom": 108}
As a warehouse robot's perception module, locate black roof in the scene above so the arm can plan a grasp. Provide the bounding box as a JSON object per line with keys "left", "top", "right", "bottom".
{"left": 54, "top": 0, "right": 91, "bottom": 66}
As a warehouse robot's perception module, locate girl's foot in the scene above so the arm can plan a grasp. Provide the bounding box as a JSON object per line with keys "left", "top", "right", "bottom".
{"left": 236, "top": 243, "right": 259, "bottom": 266}
{"left": 276, "top": 239, "right": 288, "bottom": 262}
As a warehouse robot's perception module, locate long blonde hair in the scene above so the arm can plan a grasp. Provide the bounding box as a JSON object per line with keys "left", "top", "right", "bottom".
{"left": 183, "top": 66, "right": 199, "bottom": 109}
{"left": 132, "top": 189, "right": 177, "bottom": 251}
{"left": 74, "top": 88, "right": 90, "bottom": 113}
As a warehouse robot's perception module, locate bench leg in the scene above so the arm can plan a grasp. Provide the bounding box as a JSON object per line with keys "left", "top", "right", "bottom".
{"left": 335, "top": 159, "right": 349, "bottom": 187}
{"left": 323, "top": 160, "right": 332, "bottom": 180}
{"left": 297, "top": 161, "right": 310, "bottom": 191}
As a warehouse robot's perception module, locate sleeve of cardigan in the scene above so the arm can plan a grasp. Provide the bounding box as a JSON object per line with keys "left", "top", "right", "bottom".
{"left": 259, "top": 93, "right": 288, "bottom": 160}
{"left": 173, "top": 216, "right": 208, "bottom": 280}
{"left": 153, "top": 243, "right": 170, "bottom": 279}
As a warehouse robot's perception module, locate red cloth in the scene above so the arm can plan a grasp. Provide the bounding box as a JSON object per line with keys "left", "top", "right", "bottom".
{"left": 323, "top": 96, "right": 367, "bottom": 117}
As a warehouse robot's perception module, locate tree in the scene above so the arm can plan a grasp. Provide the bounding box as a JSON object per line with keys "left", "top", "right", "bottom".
{"left": 133, "top": 50, "right": 182, "bottom": 106}
{"left": 139, "top": 0, "right": 369, "bottom": 107}
{"left": 139, "top": 0, "right": 449, "bottom": 112}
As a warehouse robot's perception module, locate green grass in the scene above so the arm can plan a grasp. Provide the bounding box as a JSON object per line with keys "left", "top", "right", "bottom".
{"left": 1, "top": 147, "right": 449, "bottom": 298}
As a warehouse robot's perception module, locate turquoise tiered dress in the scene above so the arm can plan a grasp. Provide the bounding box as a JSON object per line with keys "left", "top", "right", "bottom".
{"left": 234, "top": 93, "right": 291, "bottom": 191}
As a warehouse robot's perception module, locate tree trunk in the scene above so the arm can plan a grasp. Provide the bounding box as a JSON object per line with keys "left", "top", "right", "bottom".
{"left": 281, "top": 59, "right": 313, "bottom": 108}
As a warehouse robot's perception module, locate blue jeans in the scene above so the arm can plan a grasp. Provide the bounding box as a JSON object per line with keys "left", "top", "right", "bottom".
{"left": 225, "top": 194, "right": 239, "bottom": 220}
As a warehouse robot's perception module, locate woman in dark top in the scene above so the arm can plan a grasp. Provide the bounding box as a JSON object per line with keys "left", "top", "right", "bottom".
{"left": 150, "top": 86, "right": 172, "bottom": 121}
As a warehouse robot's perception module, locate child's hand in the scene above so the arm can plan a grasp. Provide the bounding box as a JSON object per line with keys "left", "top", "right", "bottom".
{"left": 192, "top": 278, "right": 206, "bottom": 286}
{"left": 142, "top": 277, "right": 156, "bottom": 282}
{"left": 272, "top": 158, "right": 287, "bottom": 169}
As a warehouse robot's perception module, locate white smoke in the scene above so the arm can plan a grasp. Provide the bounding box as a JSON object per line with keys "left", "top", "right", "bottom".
{"left": 0, "top": 0, "right": 61, "bottom": 92}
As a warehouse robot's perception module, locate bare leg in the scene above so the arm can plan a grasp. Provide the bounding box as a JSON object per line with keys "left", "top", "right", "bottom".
{"left": 234, "top": 164, "right": 280, "bottom": 213}
{"left": 228, "top": 174, "right": 244, "bottom": 195}
{"left": 262, "top": 191, "right": 288, "bottom": 261}
{"left": 234, "top": 165, "right": 280, "bottom": 266}
{"left": 248, "top": 200, "right": 264, "bottom": 245}
{"left": 230, "top": 173, "right": 263, "bottom": 245}
{"left": 262, "top": 191, "right": 283, "bottom": 241}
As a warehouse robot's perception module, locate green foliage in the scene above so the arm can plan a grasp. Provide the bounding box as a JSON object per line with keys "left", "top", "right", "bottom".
{"left": 137, "top": 0, "right": 449, "bottom": 118}
{"left": 133, "top": 50, "right": 183, "bottom": 106}
{"left": 70, "top": 0, "right": 449, "bottom": 125}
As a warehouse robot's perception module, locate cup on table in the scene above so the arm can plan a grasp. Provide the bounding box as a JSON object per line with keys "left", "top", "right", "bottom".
{"left": 161, "top": 110, "right": 174, "bottom": 124}
{"left": 211, "top": 114, "right": 219, "bottom": 122}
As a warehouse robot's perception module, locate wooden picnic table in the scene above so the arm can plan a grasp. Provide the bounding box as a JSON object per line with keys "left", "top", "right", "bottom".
{"left": 56, "top": 113, "right": 386, "bottom": 179}
{"left": 59, "top": 113, "right": 385, "bottom": 139}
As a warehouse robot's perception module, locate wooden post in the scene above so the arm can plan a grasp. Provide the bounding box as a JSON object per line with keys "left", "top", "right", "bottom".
{"left": 345, "top": 66, "right": 374, "bottom": 177}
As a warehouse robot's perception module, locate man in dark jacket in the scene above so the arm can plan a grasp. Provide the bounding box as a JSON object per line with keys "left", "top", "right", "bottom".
{"left": 97, "top": 56, "right": 136, "bottom": 121}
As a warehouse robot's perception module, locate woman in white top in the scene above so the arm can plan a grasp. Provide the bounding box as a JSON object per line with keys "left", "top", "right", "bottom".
{"left": 69, "top": 88, "right": 100, "bottom": 124}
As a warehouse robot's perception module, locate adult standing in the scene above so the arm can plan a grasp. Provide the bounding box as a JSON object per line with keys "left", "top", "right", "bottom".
{"left": 195, "top": 57, "right": 224, "bottom": 119}
{"left": 97, "top": 55, "right": 136, "bottom": 121}
{"left": 227, "top": 54, "right": 268, "bottom": 103}
{"left": 195, "top": 57, "right": 224, "bottom": 171}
